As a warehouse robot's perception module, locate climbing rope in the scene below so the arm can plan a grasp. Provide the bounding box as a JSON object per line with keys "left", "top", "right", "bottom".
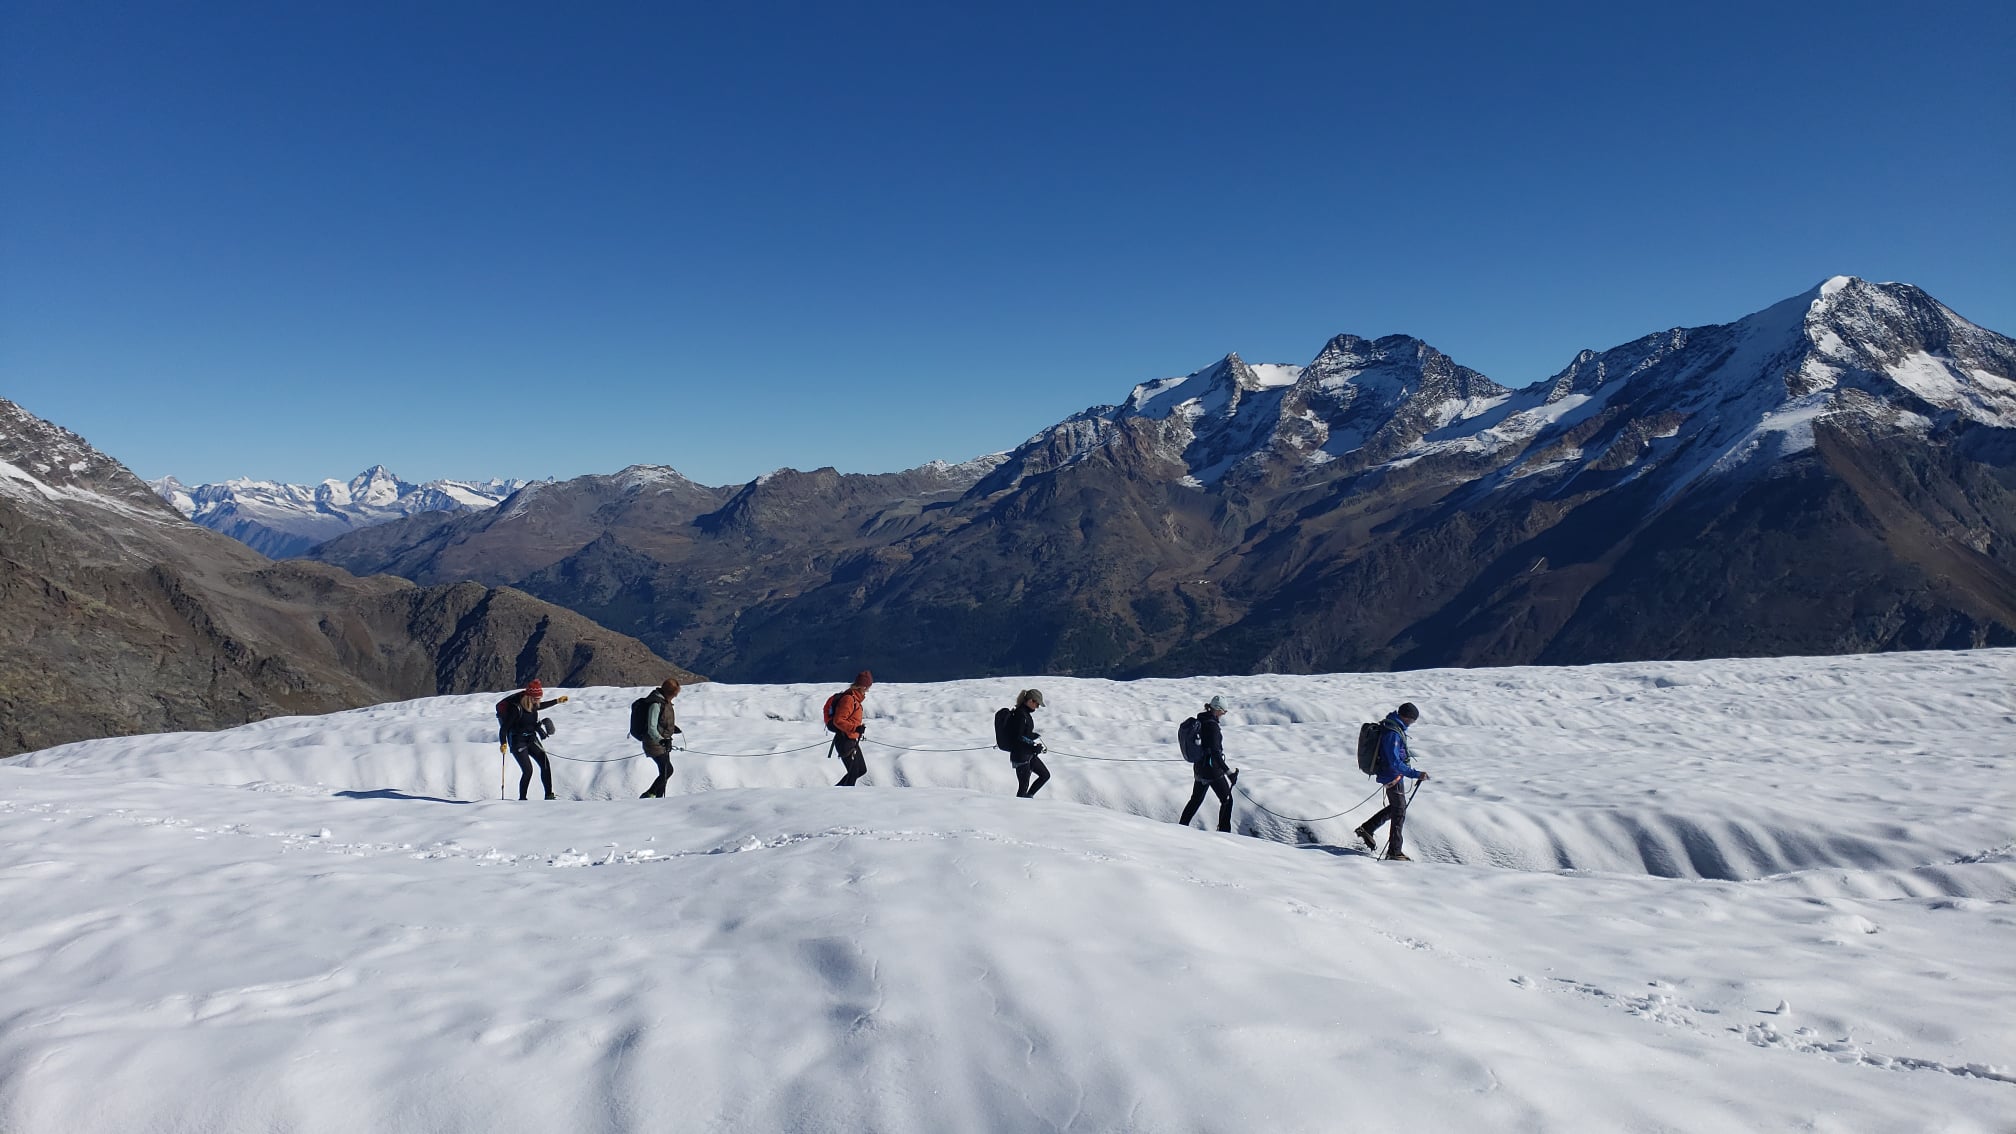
{"left": 860, "top": 738, "right": 1000, "bottom": 754}
{"left": 1233, "top": 780, "right": 1385, "bottom": 824}
{"left": 538, "top": 747, "right": 637, "bottom": 765}
{"left": 679, "top": 740, "right": 834, "bottom": 759}
{"left": 1044, "top": 747, "right": 1187, "bottom": 764}
{"left": 541, "top": 739, "right": 835, "bottom": 763}
{"left": 522, "top": 715, "right": 1424, "bottom": 833}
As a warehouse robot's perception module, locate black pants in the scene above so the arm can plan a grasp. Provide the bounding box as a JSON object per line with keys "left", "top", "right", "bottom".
{"left": 1361, "top": 779, "right": 1408, "bottom": 854}
{"left": 1014, "top": 755, "right": 1050, "bottom": 798}
{"left": 1180, "top": 770, "right": 1234, "bottom": 831}
{"left": 640, "top": 741, "right": 673, "bottom": 798}
{"left": 510, "top": 738, "right": 554, "bottom": 800}
{"left": 834, "top": 736, "right": 867, "bottom": 786}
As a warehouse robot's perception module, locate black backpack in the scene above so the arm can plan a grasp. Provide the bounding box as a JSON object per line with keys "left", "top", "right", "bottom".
{"left": 1356, "top": 721, "right": 1389, "bottom": 777}
{"left": 993, "top": 708, "right": 1017, "bottom": 752}
{"left": 628, "top": 694, "right": 656, "bottom": 742}
{"left": 1177, "top": 715, "right": 1203, "bottom": 763}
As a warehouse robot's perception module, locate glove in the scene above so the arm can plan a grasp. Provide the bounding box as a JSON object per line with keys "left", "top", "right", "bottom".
{"left": 857, "top": 725, "right": 867, "bottom": 737}
{"left": 498, "top": 744, "right": 506, "bottom": 754}
{"left": 1229, "top": 768, "right": 1240, "bottom": 786}
{"left": 1419, "top": 771, "right": 1430, "bottom": 782}
{"left": 1034, "top": 744, "right": 1046, "bottom": 755}
{"left": 557, "top": 695, "right": 570, "bottom": 703}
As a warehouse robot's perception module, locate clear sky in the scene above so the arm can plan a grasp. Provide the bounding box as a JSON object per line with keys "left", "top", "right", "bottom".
{"left": 3, "top": 0, "right": 2011, "bottom": 488}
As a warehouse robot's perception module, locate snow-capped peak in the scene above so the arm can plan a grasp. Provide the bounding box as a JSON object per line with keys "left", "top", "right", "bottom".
{"left": 154, "top": 467, "right": 533, "bottom": 558}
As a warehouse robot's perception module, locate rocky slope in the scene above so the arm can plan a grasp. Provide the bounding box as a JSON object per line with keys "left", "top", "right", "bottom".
{"left": 0, "top": 400, "right": 696, "bottom": 757}
{"left": 307, "top": 278, "right": 2016, "bottom": 681}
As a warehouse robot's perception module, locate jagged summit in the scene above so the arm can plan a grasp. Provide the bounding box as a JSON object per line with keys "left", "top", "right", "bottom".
{"left": 152, "top": 465, "right": 533, "bottom": 558}
{"left": 1, "top": 397, "right": 183, "bottom": 521}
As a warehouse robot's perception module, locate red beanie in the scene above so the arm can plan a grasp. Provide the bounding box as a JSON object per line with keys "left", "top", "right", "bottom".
{"left": 855, "top": 670, "right": 874, "bottom": 687}
{"left": 525, "top": 680, "right": 544, "bottom": 698}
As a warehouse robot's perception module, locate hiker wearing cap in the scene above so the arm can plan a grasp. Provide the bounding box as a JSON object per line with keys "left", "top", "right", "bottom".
{"left": 1178, "top": 696, "right": 1239, "bottom": 832}
{"left": 638, "top": 678, "right": 684, "bottom": 799}
{"left": 827, "top": 671, "right": 874, "bottom": 787}
{"left": 497, "top": 680, "right": 569, "bottom": 800}
{"left": 1007, "top": 689, "right": 1051, "bottom": 798}
{"left": 1354, "top": 702, "right": 1429, "bottom": 860}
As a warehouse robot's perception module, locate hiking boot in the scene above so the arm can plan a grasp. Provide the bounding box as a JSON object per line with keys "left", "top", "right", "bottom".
{"left": 1386, "top": 851, "right": 1412, "bottom": 862}
{"left": 1353, "top": 826, "right": 1376, "bottom": 851}
{"left": 544, "top": 792, "right": 558, "bottom": 800}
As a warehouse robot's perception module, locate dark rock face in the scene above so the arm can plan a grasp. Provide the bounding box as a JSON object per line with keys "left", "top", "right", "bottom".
{"left": 0, "top": 401, "right": 696, "bottom": 757}
{"left": 306, "top": 278, "right": 2016, "bottom": 682}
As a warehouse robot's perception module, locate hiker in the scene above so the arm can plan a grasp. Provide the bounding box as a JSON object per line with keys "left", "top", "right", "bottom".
{"left": 497, "top": 680, "right": 569, "bottom": 800}
{"left": 1178, "top": 695, "right": 1240, "bottom": 832}
{"left": 1355, "top": 702, "right": 1430, "bottom": 860}
{"left": 637, "top": 678, "right": 684, "bottom": 799}
{"left": 827, "top": 671, "right": 873, "bottom": 787}
{"left": 1007, "top": 689, "right": 1050, "bottom": 798}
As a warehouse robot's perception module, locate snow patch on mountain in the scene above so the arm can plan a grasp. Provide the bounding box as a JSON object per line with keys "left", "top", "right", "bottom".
{"left": 0, "top": 398, "right": 184, "bottom": 525}
{"left": 152, "top": 466, "right": 533, "bottom": 558}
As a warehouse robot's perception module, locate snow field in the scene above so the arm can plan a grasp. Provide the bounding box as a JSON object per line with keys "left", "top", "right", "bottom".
{"left": 3, "top": 650, "right": 2013, "bottom": 1132}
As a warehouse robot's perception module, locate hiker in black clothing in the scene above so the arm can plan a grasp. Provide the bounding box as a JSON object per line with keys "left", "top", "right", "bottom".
{"left": 638, "top": 678, "right": 684, "bottom": 798}
{"left": 1355, "top": 702, "right": 1429, "bottom": 860}
{"left": 1007, "top": 689, "right": 1051, "bottom": 798}
{"left": 497, "top": 679, "right": 568, "bottom": 800}
{"left": 1178, "top": 695, "right": 1240, "bottom": 832}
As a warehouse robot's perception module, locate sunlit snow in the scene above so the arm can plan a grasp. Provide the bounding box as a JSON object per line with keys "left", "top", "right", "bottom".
{"left": 4, "top": 651, "right": 2012, "bottom": 1132}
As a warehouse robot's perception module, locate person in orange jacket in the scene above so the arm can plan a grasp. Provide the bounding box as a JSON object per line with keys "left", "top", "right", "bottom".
{"left": 825, "top": 670, "right": 873, "bottom": 786}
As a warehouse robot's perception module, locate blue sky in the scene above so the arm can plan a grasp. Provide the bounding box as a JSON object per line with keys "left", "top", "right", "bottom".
{"left": 3, "top": 0, "right": 2011, "bottom": 487}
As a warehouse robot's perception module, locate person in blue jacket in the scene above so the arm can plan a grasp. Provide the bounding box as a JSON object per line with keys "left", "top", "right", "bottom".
{"left": 1354, "top": 702, "right": 1429, "bottom": 860}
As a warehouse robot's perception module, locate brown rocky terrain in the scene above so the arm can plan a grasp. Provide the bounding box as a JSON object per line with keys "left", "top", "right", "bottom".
{"left": 305, "top": 278, "right": 2016, "bottom": 683}
{"left": 0, "top": 399, "right": 697, "bottom": 757}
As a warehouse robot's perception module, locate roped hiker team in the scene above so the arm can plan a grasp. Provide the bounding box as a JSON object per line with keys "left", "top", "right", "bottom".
{"left": 496, "top": 676, "right": 1432, "bottom": 861}
{"left": 1355, "top": 702, "right": 1429, "bottom": 861}
{"left": 496, "top": 680, "right": 570, "bottom": 800}
{"left": 1176, "top": 695, "right": 1240, "bottom": 832}
{"left": 824, "top": 671, "right": 874, "bottom": 787}
{"left": 632, "top": 678, "right": 684, "bottom": 799}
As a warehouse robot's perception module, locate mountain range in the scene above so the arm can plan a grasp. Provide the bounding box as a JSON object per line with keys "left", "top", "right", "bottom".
{"left": 150, "top": 467, "right": 533, "bottom": 557}
{"left": 0, "top": 401, "right": 693, "bottom": 757}
{"left": 305, "top": 277, "right": 2016, "bottom": 682}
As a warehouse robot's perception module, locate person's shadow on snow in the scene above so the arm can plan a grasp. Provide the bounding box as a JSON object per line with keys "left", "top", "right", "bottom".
{"left": 334, "top": 789, "right": 472, "bottom": 805}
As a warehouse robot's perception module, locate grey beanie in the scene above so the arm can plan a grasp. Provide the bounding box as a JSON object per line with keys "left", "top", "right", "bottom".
{"left": 1019, "top": 689, "right": 1045, "bottom": 707}
{"left": 1206, "top": 695, "right": 1227, "bottom": 711}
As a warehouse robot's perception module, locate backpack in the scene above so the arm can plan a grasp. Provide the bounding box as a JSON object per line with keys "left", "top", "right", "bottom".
{"left": 1356, "top": 721, "right": 1389, "bottom": 777}
{"left": 1177, "top": 715, "right": 1203, "bottom": 763}
{"left": 628, "top": 694, "right": 655, "bottom": 742}
{"left": 822, "top": 691, "right": 844, "bottom": 734}
{"left": 495, "top": 693, "right": 518, "bottom": 724}
{"left": 993, "top": 708, "right": 1016, "bottom": 753}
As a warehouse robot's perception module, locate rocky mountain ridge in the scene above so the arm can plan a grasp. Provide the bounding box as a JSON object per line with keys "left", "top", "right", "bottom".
{"left": 306, "top": 277, "right": 2016, "bottom": 681}
{"left": 150, "top": 466, "right": 536, "bottom": 557}
{"left": 1, "top": 401, "right": 694, "bottom": 757}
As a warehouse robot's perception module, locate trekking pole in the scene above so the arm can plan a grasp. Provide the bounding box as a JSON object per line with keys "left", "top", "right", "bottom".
{"left": 1382, "top": 779, "right": 1424, "bottom": 861}
{"left": 499, "top": 746, "right": 507, "bottom": 801}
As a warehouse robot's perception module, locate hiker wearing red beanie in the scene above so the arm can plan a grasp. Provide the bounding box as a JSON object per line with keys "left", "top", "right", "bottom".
{"left": 496, "top": 681, "right": 569, "bottom": 800}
